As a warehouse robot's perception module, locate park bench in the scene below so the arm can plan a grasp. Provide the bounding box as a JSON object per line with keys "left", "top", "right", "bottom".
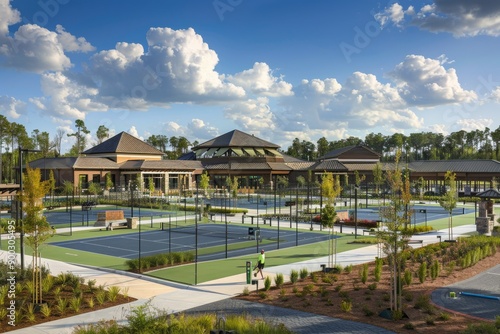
{"left": 408, "top": 239, "right": 423, "bottom": 247}
{"left": 94, "top": 210, "right": 137, "bottom": 230}
{"left": 106, "top": 221, "right": 128, "bottom": 230}
{"left": 82, "top": 201, "right": 96, "bottom": 211}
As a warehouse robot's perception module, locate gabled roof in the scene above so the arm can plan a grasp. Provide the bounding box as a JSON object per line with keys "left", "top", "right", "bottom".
{"left": 310, "top": 160, "right": 349, "bottom": 172}
{"left": 192, "top": 130, "right": 279, "bottom": 149}
{"left": 408, "top": 160, "right": 500, "bottom": 173}
{"left": 320, "top": 145, "right": 381, "bottom": 161}
{"left": 83, "top": 131, "right": 164, "bottom": 156}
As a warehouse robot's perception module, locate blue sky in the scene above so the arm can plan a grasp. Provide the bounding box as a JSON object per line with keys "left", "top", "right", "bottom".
{"left": 1, "top": 0, "right": 500, "bottom": 153}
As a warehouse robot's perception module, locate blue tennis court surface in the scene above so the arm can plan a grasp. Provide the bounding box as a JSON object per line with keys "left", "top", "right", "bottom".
{"left": 49, "top": 223, "right": 331, "bottom": 261}
{"left": 351, "top": 204, "right": 474, "bottom": 224}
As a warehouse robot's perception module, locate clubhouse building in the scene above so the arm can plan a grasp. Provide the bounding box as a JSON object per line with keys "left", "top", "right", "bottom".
{"left": 26, "top": 129, "right": 500, "bottom": 196}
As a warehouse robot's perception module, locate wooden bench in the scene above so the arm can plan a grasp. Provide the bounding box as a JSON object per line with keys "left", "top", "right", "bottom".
{"left": 408, "top": 239, "right": 423, "bottom": 247}
{"left": 106, "top": 221, "right": 128, "bottom": 230}
{"left": 95, "top": 210, "right": 128, "bottom": 228}
{"left": 363, "top": 229, "right": 376, "bottom": 236}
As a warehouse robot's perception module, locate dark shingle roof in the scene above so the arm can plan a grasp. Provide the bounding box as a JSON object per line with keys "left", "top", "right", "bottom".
{"left": 74, "top": 157, "right": 120, "bottom": 169}
{"left": 29, "top": 157, "right": 77, "bottom": 169}
{"left": 408, "top": 160, "right": 500, "bottom": 173}
{"left": 140, "top": 160, "right": 203, "bottom": 170}
{"left": 202, "top": 162, "right": 291, "bottom": 171}
{"left": 193, "top": 130, "right": 279, "bottom": 149}
{"left": 476, "top": 188, "right": 500, "bottom": 199}
{"left": 341, "top": 162, "right": 388, "bottom": 172}
{"left": 310, "top": 160, "right": 348, "bottom": 172}
{"left": 83, "top": 132, "right": 163, "bottom": 155}
{"left": 320, "top": 145, "right": 381, "bottom": 160}
{"left": 286, "top": 162, "right": 316, "bottom": 170}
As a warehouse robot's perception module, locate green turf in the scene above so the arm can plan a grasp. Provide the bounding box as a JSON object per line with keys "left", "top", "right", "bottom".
{"left": 0, "top": 242, "right": 129, "bottom": 271}
{"left": 147, "top": 234, "right": 363, "bottom": 284}
{"left": 410, "top": 211, "right": 476, "bottom": 231}
{"left": 2, "top": 202, "right": 483, "bottom": 285}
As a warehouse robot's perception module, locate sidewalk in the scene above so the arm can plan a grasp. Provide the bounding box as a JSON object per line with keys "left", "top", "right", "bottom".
{"left": 3, "top": 218, "right": 478, "bottom": 334}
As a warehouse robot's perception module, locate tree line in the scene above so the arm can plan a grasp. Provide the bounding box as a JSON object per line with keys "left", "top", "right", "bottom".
{"left": 0, "top": 117, "right": 196, "bottom": 183}
{"left": 285, "top": 127, "right": 500, "bottom": 162}
{"left": 1, "top": 113, "right": 499, "bottom": 182}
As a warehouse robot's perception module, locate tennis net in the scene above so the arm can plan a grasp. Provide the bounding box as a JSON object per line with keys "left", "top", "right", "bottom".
{"left": 160, "top": 222, "right": 262, "bottom": 240}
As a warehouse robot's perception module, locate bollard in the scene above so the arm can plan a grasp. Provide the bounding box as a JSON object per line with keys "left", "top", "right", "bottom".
{"left": 246, "top": 261, "right": 252, "bottom": 284}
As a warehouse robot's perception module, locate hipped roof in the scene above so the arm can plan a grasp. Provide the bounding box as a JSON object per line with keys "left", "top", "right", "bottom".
{"left": 83, "top": 132, "right": 164, "bottom": 155}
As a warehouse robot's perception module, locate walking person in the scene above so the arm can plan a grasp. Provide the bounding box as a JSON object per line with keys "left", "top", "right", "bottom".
{"left": 254, "top": 249, "right": 265, "bottom": 279}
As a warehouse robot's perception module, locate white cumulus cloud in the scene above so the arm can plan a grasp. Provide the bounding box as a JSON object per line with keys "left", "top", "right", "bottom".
{"left": 223, "top": 97, "right": 276, "bottom": 133}
{"left": 0, "top": 95, "right": 26, "bottom": 119}
{"left": 86, "top": 27, "right": 245, "bottom": 107}
{"left": 55, "top": 25, "right": 95, "bottom": 52}
{"left": 456, "top": 118, "right": 493, "bottom": 132}
{"left": 389, "top": 54, "right": 477, "bottom": 106}
{"left": 1, "top": 23, "right": 94, "bottom": 73}
{"left": 376, "top": 1, "right": 500, "bottom": 37}
{"left": 226, "top": 62, "right": 293, "bottom": 97}
{"left": 30, "top": 72, "right": 107, "bottom": 121}
{"left": 0, "top": 0, "right": 19, "bottom": 37}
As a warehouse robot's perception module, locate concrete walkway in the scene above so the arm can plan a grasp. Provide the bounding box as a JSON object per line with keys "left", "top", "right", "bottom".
{"left": 1, "top": 214, "right": 480, "bottom": 334}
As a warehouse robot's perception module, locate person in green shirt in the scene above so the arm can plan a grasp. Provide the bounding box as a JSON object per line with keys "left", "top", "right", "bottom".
{"left": 254, "top": 249, "right": 265, "bottom": 279}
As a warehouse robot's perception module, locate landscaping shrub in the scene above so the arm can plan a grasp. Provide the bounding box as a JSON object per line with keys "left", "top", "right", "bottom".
{"left": 290, "top": 269, "right": 299, "bottom": 284}
{"left": 430, "top": 260, "right": 440, "bottom": 280}
{"left": 401, "top": 268, "right": 411, "bottom": 286}
{"left": 418, "top": 262, "right": 427, "bottom": 283}
{"left": 125, "top": 251, "right": 195, "bottom": 272}
{"left": 264, "top": 276, "right": 272, "bottom": 291}
{"left": 299, "top": 268, "right": 309, "bottom": 280}
{"left": 340, "top": 300, "right": 352, "bottom": 312}
{"left": 360, "top": 263, "right": 368, "bottom": 284}
{"left": 274, "top": 273, "right": 284, "bottom": 288}
{"left": 374, "top": 258, "right": 382, "bottom": 282}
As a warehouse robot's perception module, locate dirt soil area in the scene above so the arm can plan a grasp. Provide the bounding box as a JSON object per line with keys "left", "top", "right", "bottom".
{"left": 238, "top": 248, "right": 500, "bottom": 333}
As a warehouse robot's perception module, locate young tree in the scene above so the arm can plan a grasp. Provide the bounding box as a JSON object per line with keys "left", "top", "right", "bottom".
{"left": 296, "top": 175, "right": 306, "bottom": 188}
{"left": 48, "top": 169, "right": 56, "bottom": 202}
{"left": 377, "top": 151, "right": 413, "bottom": 318}
{"left": 320, "top": 172, "right": 342, "bottom": 268}
{"left": 20, "top": 167, "right": 55, "bottom": 305}
{"left": 439, "top": 171, "right": 457, "bottom": 240}
{"left": 226, "top": 176, "right": 239, "bottom": 209}
{"left": 277, "top": 176, "right": 289, "bottom": 214}
{"left": 62, "top": 180, "right": 74, "bottom": 212}
{"left": 147, "top": 177, "right": 155, "bottom": 208}
{"left": 199, "top": 171, "right": 210, "bottom": 218}
{"left": 105, "top": 173, "right": 113, "bottom": 191}
{"left": 415, "top": 176, "right": 425, "bottom": 200}
{"left": 87, "top": 181, "right": 101, "bottom": 202}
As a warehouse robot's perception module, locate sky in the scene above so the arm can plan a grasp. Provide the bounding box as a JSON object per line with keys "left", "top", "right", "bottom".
{"left": 1, "top": 0, "right": 500, "bottom": 153}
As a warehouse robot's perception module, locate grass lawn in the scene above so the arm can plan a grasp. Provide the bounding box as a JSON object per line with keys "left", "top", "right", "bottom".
{"left": 0, "top": 204, "right": 483, "bottom": 285}
{"left": 147, "top": 234, "right": 364, "bottom": 284}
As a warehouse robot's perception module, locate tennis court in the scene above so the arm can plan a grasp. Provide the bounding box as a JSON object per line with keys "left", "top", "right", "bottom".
{"left": 351, "top": 204, "right": 474, "bottom": 225}
{"left": 49, "top": 222, "right": 332, "bottom": 261}
{"left": 43, "top": 206, "right": 179, "bottom": 228}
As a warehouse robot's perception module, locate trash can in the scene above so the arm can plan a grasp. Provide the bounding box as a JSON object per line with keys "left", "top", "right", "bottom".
{"left": 246, "top": 261, "right": 252, "bottom": 284}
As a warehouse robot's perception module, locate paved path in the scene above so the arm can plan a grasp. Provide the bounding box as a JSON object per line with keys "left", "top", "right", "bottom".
{"left": 185, "top": 299, "right": 395, "bottom": 334}
{"left": 431, "top": 264, "right": 500, "bottom": 321}
{"left": 1, "top": 215, "right": 494, "bottom": 334}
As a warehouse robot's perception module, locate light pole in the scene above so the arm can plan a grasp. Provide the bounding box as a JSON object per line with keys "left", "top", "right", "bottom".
{"left": 17, "top": 147, "right": 41, "bottom": 272}
{"left": 354, "top": 185, "right": 359, "bottom": 239}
